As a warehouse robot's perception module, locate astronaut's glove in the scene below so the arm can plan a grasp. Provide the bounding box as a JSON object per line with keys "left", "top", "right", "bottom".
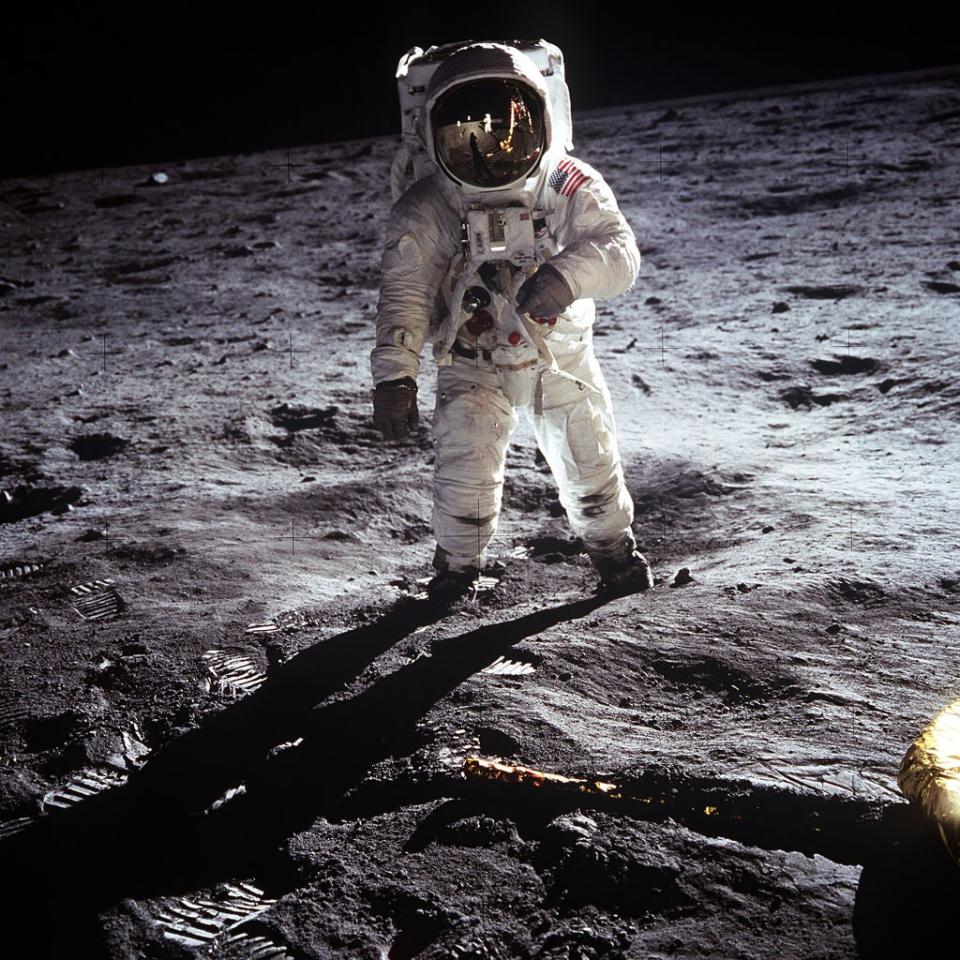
{"left": 515, "top": 263, "right": 575, "bottom": 319}
{"left": 372, "top": 376, "right": 419, "bottom": 440}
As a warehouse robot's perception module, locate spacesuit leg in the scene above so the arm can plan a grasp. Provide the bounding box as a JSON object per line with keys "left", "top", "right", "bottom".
{"left": 529, "top": 339, "right": 637, "bottom": 567}
{"left": 431, "top": 358, "right": 519, "bottom": 573}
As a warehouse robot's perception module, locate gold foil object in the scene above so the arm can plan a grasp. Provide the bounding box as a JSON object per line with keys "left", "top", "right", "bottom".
{"left": 463, "top": 756, "right": 621, "bottom": 797}
{"left": 898, "top": 698, "right": 960, "bottom": 863}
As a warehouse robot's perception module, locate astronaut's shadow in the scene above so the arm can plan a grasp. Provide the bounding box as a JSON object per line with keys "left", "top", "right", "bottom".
{"left": 0, "top": 591, "right": 608, "bottom": 951}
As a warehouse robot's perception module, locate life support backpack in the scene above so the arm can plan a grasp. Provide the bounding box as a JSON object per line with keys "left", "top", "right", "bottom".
{"left": 390, "top": 39, "right": 574, "bottom": 202}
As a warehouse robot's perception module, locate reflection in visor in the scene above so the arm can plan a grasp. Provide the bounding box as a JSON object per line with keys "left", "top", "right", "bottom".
{"left": 432, "top": 80, "right": 545, "bottom": 188}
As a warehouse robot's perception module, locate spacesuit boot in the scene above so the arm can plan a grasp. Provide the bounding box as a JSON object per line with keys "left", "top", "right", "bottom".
{"left": 595, "top": 547, "right": 654, "bottom": 596}
{"left": 425, "top": 562, "right": 477, "bottom": 604}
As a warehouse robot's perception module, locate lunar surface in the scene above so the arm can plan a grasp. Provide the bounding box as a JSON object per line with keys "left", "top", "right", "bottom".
{"left": 1, "top": 65, "right": 959, "bottom": 958}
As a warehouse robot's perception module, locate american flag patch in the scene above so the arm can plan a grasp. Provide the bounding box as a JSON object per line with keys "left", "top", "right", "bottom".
{"left": 547, "top": 158, "right": 591, "bottom": 197}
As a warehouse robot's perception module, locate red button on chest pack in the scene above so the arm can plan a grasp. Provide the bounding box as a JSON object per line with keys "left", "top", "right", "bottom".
{"left": 507, "top": 332, "right": 522, "bottom": 346}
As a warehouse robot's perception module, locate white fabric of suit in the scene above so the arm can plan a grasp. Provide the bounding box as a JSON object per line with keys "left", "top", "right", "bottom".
{"left": 370, "top": 43, "right": 642, "bottom": 574}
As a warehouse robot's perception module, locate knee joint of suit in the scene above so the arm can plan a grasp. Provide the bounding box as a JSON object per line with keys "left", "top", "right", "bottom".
{"left": 578, "top": 472, "right": 622, "bottom": 518}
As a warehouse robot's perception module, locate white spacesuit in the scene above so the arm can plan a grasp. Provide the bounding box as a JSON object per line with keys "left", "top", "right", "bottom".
{"left": 371, "top": 41, "right": 652, "bottom": 598}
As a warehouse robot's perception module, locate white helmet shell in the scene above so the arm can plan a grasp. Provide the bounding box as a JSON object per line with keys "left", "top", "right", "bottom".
{"left": 424, "top": 42, "right": 562, "bottom": 203}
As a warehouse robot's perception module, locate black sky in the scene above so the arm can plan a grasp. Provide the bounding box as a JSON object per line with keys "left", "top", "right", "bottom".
{"left": 4, "top": 5, "right": 958, "bottom": 178}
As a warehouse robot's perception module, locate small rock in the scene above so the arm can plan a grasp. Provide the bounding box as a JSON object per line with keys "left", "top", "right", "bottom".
{"left": 772, "top": 301, "right": 790, "bottom": 313}
{"left": 825, "top": 622, "right": 842, "bottom": 635}
{"left": 223, "top": 244, "right": 255, "bottom": 258}
{"left": 94, "top": 195, "right": 142, "bottom": 209}
{"left": 544, "top": 812, "right": 598, "bottom": 845}
{"left": 671, "top": 567, "right": 693, "bottom": 587}
{"left": 653, "top": 108, "right": 680, "bottom": 124}
{"left": 761, "top": 525, "right": 775, "bottom": 533}
{"left": 146, "top": 172, "right": 170, "bottom": 185}
{"left": 925, "top": 280, "right": 960, "bottom": 295}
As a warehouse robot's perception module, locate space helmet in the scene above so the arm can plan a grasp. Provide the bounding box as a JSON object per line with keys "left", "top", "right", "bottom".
{"left": 424, "top": 43, "right": 556, "bottom": 197}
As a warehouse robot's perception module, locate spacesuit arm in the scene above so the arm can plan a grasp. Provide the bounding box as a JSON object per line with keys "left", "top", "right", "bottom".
{"left": 370, "top": 186, "right": 454, "bottom": 385}
{"left": 546, "top": 169, "right": 641, "bottom": 303}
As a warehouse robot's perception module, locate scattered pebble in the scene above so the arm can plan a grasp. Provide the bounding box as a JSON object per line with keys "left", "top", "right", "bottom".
{"left": 654, "top": 108, "right": 680, "bottom": 124}
{"left": 671, "top": 567, "right": 694, "bottom": 587}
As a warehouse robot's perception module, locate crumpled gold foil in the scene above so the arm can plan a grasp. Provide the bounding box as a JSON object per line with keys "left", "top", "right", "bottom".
{"left": 898, "top": 698, "right": 960, "bottom": 863}
{"left": 463, "top": 756, "right": 621, "bottom": 797}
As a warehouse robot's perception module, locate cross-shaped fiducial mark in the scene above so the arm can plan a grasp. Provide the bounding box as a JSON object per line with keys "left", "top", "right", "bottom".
{"left": 94, "top": 519, "right": 127, "bottom": 556}
{"left": 272, "top": 519, "right": 320, "bottom": 555}
{"left": 660, "top": 325, "right": 665, "bottom": 369}
{"left": 844, "top": 328, "right": 867, "bottom": 356}
{"left": 477, "top": 497, "right": 481, "bottom": 581}
{"left": 98, "top": 334, "right": 123, "bottom": 373}
{"left": 267, "top": 148, "right": 307, "bottom": 183}
{"left": 657, "top": 494, "right": 667, "bottom": 545}
{"left": 825, "top": 136, "right": 869, "bottom": 176}
{"left": 280, "top": 329, "right": 311, "bottom": 370}
{"left": 635, "top": 142, "right": 665, "bottom": 183}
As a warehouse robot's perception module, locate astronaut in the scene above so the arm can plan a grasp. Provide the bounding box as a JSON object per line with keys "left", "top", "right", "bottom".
{"left": 370, "top": 41, "right": 653, "bottom": 601}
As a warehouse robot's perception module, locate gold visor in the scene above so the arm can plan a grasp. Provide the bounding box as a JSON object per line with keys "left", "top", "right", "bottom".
{"left": 432, "top": 79, "right": 545, "bottom": 189}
